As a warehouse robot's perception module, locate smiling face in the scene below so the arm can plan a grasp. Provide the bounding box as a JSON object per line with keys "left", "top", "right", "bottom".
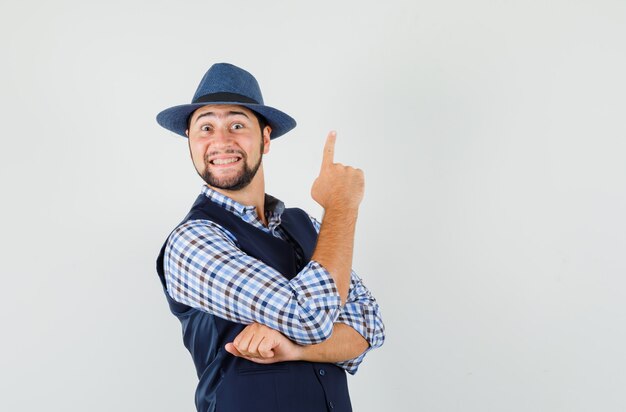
{"left": 186, "top": 104, "right": 271, "bottom": 191}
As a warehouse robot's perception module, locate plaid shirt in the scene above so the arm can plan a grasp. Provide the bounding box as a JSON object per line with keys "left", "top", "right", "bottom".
{"left": 164, "top": 185, "right": 385, "bottom": 374}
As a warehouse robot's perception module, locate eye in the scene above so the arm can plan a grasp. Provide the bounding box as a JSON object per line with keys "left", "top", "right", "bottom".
{"left": 200, "top": 124, "right": 211, "bottom": 132}
{"left": 231, "top": 123, "right": 244, "bottom": 130}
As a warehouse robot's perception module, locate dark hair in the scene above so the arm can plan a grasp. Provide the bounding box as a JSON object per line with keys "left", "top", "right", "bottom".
{"left": 186, "top": 108, "right": 269, "bottom": 134}
{"left": 254, "top": 112, "right": 269, "bottom": 133}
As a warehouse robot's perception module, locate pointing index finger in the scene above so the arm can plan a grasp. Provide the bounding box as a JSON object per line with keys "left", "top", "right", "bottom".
{"left": 322, "top": 131, "right": 336, "bottom": 169}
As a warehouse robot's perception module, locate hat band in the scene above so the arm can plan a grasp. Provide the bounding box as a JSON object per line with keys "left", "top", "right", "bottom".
{"left": 193, "top": 92, "right": 259, "bottom": 105}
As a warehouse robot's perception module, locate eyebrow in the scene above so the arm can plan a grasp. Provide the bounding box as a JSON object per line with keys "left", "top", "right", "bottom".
{"left": 194, "top": 110, "right": 250, "bottom": 124}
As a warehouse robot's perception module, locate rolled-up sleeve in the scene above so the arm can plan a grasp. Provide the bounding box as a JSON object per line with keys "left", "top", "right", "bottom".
{"left": 333, "top": 270, "right": 386, "bottom": 374}
{"left": 164, "top": 219, "right": 342, "bottom": 345}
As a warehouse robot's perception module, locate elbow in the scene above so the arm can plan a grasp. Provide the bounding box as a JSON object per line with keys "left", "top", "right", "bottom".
{"left": 288, "top": 293, "right": 341, "bottom": 345}
{"left": 291, "top": 313, "right": 336, "bottom": 345}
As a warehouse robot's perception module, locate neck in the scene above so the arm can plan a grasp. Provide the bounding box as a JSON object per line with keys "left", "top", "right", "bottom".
{"left": 208, "top": 165, "right": 268, "bottom": 226}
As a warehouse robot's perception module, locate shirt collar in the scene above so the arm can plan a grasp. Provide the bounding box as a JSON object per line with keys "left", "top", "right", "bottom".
{"left": 200, "top": 185, "right": 285, "bottom": 228}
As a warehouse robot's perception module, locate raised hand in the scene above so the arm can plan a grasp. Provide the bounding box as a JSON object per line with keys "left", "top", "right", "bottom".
{"left": 311, "top": 131, "right": 364, "bottom": 211}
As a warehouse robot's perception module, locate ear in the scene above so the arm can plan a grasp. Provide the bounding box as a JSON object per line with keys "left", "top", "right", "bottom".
{"left": 262, "top": 126, "right": 272, "bottom": 154}
{"left": 185, "top": 129, "right": 189, "bottom": 137}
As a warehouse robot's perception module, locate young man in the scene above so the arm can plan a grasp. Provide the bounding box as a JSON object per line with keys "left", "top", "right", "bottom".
{"left": 156, "top": 63, "right": 384, "bottom": 412}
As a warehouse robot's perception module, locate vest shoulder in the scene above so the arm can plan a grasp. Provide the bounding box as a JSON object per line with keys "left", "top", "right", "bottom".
{"left": 283, "top": 207, "right": 311, "bottom": 219}
{"left": 283, "top": 208, "right": 319, "bottom": 231}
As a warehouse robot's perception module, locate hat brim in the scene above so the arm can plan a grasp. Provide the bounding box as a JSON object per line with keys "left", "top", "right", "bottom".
{"left": 156, "top": 102, "right": 296, "bottom": 139}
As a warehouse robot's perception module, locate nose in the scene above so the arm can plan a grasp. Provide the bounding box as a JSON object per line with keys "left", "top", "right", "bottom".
{"left": 209, "top": 127, "right": 235, "bottom": 147}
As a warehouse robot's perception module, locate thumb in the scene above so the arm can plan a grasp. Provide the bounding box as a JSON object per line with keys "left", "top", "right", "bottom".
{"left": 225, "top": 343, "right": 242, "bottom": 357}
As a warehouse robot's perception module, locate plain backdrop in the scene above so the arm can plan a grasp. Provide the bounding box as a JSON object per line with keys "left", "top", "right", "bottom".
{"left": 1, "top": 0, "right": 626, "bottom": 411}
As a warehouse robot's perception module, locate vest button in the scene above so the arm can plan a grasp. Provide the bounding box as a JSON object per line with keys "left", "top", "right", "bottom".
{"left": 319, "top": 369, "right": 326, "bottom": 376}
{"left": 329, "top": 401, "right": 335, "bottom": 409}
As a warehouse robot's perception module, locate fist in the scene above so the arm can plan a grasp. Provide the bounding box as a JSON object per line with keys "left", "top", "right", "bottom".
{"left": 225, "top": 323, "right": 303, "bottom": 364}
{"left": 311, "top": 131, "right": 364, "bottom": 210}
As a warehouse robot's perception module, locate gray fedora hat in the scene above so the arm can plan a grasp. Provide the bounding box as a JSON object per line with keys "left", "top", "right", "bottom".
{"left": 156, "top": 63, "right": 296, "bottom": 139}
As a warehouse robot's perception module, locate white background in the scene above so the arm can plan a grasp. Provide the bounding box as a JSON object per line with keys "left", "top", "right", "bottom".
{"left": 1, "top": 0, "right": 626, "bottom": 411}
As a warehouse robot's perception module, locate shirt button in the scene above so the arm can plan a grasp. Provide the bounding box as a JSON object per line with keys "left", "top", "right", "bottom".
{"left": 329, "top": 401, "right": 335, "bottom": 409}
{"left": 319, "top": 369, "right": 326, "bottom": 376}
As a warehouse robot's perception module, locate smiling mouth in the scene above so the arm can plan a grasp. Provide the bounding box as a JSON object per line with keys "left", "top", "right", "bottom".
{"left": 210, "top": 157, "right": 242, "bottom": 165}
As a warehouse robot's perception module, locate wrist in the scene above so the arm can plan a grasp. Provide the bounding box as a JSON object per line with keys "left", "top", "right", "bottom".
{"left": 323, "top": 204, "right": 359, "bottom": 219}
{"left": 298, "top": 343, "right": 309, "bottom": 361}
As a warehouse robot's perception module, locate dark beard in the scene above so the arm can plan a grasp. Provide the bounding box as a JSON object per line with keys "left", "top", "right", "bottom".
{"left": 200, "top": 146, "right": 263, "bottom": 191}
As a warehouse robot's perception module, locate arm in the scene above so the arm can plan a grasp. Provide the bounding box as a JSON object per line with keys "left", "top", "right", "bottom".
{"left": 225, "top": 272, "right": 385, "bottom": 374}
{"left": 309, "top": 133, "right": 386, "bottom": 369}
{"left": 164, "top": 221, "right": 340, "bottom": 345}
{"left": 306, "top": 218, "right": 386, "bottom": 371}
{"left": 298, "top": 323, "right": 369, "bottom": 363}
{"left": 225, "top": 322, "right": 368, "bottom": 365}
{"left": 223, "top": 262, "right": 385, "bottom": 374}
{"left": 310, "top": 131, "right": 364, "bottom": 304}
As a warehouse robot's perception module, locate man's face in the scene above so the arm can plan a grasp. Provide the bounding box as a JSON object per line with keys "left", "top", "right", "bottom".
{"left": 186, "top": 104, "right": 271, "bottom": 191}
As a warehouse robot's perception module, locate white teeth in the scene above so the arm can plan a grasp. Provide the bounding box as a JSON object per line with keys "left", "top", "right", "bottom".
{"left": 212, "top": 157, "right": 240, "bottom": 165}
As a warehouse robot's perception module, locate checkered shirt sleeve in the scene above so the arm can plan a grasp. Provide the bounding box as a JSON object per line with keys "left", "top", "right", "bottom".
{"left": 164, "top": 219, "right": 342, "bottom": 345}
{"left": 332, "top": 270, "right": 385, "bottom": 374}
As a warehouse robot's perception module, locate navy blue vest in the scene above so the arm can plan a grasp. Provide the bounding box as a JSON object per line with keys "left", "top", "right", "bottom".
{"left": 156, "top": 193, "right": 352, "bottom": 412}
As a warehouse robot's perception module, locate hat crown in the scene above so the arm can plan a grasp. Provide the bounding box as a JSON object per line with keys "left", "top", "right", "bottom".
{"left": 157, "top": 62, "right": 296, "bottom": 139}
{"left": 192, "top": 63, "right": 264, "bottom": 105}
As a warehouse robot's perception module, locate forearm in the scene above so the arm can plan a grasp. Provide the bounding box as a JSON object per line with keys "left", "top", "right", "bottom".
{"left": 227, "top": 322, "right": 375, "bottom": 374}
{"left": 298, "top": 323, "right": 369, "bottom": 363}
{"left": 311, "top": 206, "right": 358, "bottom": 304}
